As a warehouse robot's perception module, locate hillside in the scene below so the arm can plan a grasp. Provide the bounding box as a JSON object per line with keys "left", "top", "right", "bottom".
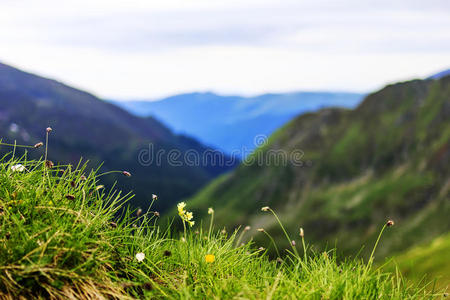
{"left": 112, "top": 91, "right": 364, "bottom": 155}
{"left": 186, "top": 75, "right": 450, "bottom": 261}
{"left": 387, "top": 233, "right": 450, "bottom": 290}
{"left": 0, "top": 155, "right": 437, "bottom": 298}
{"left": 0, "top": 62, "right": 237, "bottom": 212}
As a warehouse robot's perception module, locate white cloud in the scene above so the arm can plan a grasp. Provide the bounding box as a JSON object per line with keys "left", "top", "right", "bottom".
{"left": 0, "top": 0, "right": 449, "bottom": 99}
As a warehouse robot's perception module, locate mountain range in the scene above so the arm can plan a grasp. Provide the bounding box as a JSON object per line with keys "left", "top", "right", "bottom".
{"left": 186, "top": 74, "right": 450, "bottom": 263}
{"left": 112, "top": 91, "right": 364, "bottom": 156}
{"left": 0, "top": 62, "right": 237, "bottom": 212}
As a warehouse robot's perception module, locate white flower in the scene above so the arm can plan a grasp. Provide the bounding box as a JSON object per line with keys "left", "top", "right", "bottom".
{"left": 152, "top": 194, "right": 158, "bottom": 200}
{"left": 208, "top": 207, "right": 214, "bottom": 215}
{"left": 135, "top": 252, "right": 145, "bottom": 262}
{"left": 10, "top": 164, "right": 25, "bottom": 172}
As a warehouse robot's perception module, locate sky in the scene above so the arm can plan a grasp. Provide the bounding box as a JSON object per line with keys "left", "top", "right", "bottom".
{"left": 0, "top": 0, "right": 449, "bottom": 100}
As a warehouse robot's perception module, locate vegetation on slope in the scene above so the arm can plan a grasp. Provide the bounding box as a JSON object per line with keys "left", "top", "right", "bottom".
{"left": 0, "top": 62, "right": 237, "bottom": 213}
{"left": 0, "top": 140, "right": 443, "bottom": 299}
{"left": 187, "top": 76, "right": 450, "bottom": 262}
{"left": 386, "top": 233, "right": 450, "bottom": 291}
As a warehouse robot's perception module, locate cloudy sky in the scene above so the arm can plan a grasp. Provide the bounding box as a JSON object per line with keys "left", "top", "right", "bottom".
{"left": 0, "top": 0, "right": 449, "bottom": 99}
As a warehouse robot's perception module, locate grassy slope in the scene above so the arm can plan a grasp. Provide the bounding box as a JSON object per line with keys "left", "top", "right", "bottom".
{"left": 386, "top": 234, "right": 450, "bottom": 291}
{"left": 0, "top": 151, "right": 442, "bottom": 299}
{"left": 186, "top": 77, "right": 450, "bottom": 279}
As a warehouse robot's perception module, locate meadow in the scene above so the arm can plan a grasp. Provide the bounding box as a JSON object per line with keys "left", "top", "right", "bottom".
{"left": 0, "top": 134, "right": 446, "bottom": 299}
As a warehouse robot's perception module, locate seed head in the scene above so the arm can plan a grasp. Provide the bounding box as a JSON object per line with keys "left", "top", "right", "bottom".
{"left": 257, "top": 228, "right": 265, "bottom": 232}
{"left": 80, "top": 175, "right": 87, "bottom": 181}
{"left": 122, "top": 171, "right": 131, "bottom": 177}
{"left": 261, "top": 206, "right": 270, "bottom": 212}
{"left": 136, "top": 208, "right": 142, "bottom": 217}
{"left": 34, "top": 142, "right": 44, "bottom": 148}
{"left": 70, "top": 180, "right": 76, "bottom": 188}
{"left": 46, "top": 127, "right": 52, "bottom": 133}
{"left": 299, "top": 227, "right": 304, "bottom": 238}
{"left": 221, "top": 229, "right": 227, "bottom": 235}
{"left": 386, "top": 220, "right": 395, "bottom": 227}
{"left": 163, "top": 250, "right": 172, "bottom": 257}
{"left": 244, "top": 226, "right": 251, "bottom": 231}
{"left": 291, "top": 240, "right": 296, "bottom": 246}
{"left": 153, "top": 211, "right": 160, "bottom": 217}
{"left": 45, "top": 160, "right": 54, "bottom": 168}
{"left": 152, "top": 194, "right": 158, "bottom": 200}
{"left": 258, "top": 247, "right": 265, "bottom": 251}
{"left": 208, "top": 207, "right": 214, "bottom": 214}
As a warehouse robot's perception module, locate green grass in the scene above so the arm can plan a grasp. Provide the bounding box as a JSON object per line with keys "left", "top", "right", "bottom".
{"left": 0, "top": 148, "right": 445, "bottom": 299}
{"left": 386, "top": 233, "right": 450, "bottom": 291}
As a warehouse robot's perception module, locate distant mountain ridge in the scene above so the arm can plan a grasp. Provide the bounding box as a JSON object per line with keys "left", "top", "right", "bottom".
{"left": 0, "top": 62, "right": 238, "bottom": 211}
{"left": 112, "top": 91, "right": 364, "bottom": 156}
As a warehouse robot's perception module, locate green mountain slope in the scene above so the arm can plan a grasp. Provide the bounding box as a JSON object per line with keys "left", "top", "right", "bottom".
{"left": 0, "top": 62, "right": 237, "bottom": 212}
{"left": 387, "top": 233, "right": 450, "bottom": 291}
{"left": 187, "top": 76, "right": 450, "bottom": 259}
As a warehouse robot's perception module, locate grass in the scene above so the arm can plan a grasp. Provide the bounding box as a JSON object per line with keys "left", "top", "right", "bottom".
{"left": 0, "top": 139, "right": 446, "bottom": 299}
{"left": 386, "top": 233, "right": 450, "bottom": 291}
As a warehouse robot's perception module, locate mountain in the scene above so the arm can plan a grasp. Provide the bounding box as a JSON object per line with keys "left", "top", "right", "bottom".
{"left": 186, "top": 75, "right": 450, "bottom": 260}
{"left": 0, "top": 62, "right": 238, "bottom": 211}
{"left": 112, "top": 91, "right": 364, "bottom": 156}
{"left": 428, "top": 68, "right": 450, "bottom": 80}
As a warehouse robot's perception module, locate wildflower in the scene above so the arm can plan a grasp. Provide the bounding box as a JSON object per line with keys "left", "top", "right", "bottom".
{"left": 208, "top": 207, "right": 214, "bottom": 214}
{"left": 261, "top": 206, "right": 270, "bottom": 212}
{"left": 291, "top": 240, "right": 296, "bottom": 246}
{"left": 221, "top": 229, "right": 227, "bottom": 235}
{"left": 48, "top": 200, "right": 54, "bottom": 205}
{"left": 299, "top": 227, "right": 304, "bottom": 238}
{"left": 122, "top": 171, "right": 131, "bottom": 177}
{"left": 70, "top": 180, "right": 76, "bottom": 188}
{"left": 45, "top": 160, "right": 54, "bottom": 168}
{"left": 46, "top": 127, "right": 52, "bottom": 133}
{"left": 135, "top": 252, "right": 145, "bottom": 262}
{"left": 386, "top": 220, "right": 395, "bottom": 227}
{"left": 65, "top": 194, "right": 75, "bottom": 200}
{"left": 244, "top": 226, "right": 251, "bottom": 231}
{"left": 34, "top": 142, "right": 44, "bottom": 148}
{"left": 136, "top": 208, "right": 142, "bottom": 217}
{"left": 205, "top": 254, "right": 215, "bottom": 263}
{"left": 152, "top": 194, "right": 158, "bottom": 200}
{"left": 10, "top": 164, "right": 25, "bottom": 172}
{"left": 258, "top": 247, "right": 265, "bottom": 251}
{"left": 80, "top": 175, "right": 87, "bottom": 181}
{"left": 153, "top": 211, "right": 160, "bottom": 217}
{"left": 177, "top": 202, "right": 195, "bottom": 227}
{"left": 257, "top": 228, "right": 265, "bottom": 232}
{"left": 181, "top": 237, "right": 186, "bottom": 242}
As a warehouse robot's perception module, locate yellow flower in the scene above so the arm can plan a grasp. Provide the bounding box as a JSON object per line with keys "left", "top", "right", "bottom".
{"left": 177, "top": 202, "right": 195, "bottom": 227}
{"left": 205, "top": 254, "right": 215, "bottom": 263}
{"left": 177, "top": 202, "right": 186, "bottom": 214}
